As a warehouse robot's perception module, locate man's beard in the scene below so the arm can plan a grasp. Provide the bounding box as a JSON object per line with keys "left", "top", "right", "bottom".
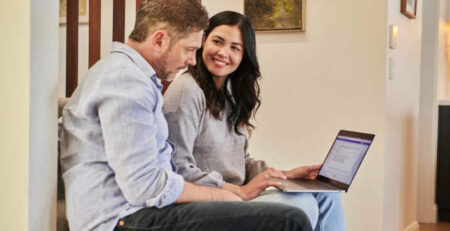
{"left": 153, "top": 50, "right": 171, "bottom": 81}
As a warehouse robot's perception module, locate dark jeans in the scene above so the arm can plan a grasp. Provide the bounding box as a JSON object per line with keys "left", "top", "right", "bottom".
{"left": 114, "top": 201, "right": 313, "bottom": 231}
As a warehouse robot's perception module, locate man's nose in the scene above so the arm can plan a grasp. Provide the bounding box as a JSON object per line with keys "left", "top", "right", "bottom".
{"left": 186, "top": 54, "right": 196, "bottom": 66}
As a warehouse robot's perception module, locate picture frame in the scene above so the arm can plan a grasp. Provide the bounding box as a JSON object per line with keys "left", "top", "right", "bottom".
{"left": 244, "top": 0, "right": 306, "bottom": 32}
{"left": 401, "top": 0, "right": 417, "bottom": 19}
{"left": 59, "top": 0, "right": 89, "bottom": 24}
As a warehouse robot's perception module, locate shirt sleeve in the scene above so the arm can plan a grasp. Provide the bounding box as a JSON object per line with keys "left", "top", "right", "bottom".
{"left": 97, "top": 70, "right": 184, "bottom": 208}
{"left": 244, "top": 138, "right": 269, "bottom": 183}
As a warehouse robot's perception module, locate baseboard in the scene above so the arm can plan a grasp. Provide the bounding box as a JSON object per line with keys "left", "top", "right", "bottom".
{"left": 403, "top": 221, "right": 419, "bottom": 231}
{"left": 418, "top": 204, "right": 438, "bottom": 223}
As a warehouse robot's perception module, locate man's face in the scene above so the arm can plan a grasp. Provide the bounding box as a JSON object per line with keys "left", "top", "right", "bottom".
{"left": 155, "top": 30, "right": 203, "bottom": 81}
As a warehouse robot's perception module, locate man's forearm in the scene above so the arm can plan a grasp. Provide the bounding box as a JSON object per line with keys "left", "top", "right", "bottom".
{"left": 223, "top": 182, "right": 244, "bottom": 197}
{"left": 175, "top": 181, "right": 241, "bottom": 203}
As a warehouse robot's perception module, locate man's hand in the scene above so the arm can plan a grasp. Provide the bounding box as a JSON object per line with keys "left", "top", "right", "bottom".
{"left": 282, "top": 164, "right": 322, "bottom": 180}
{"left": 225, "top": 168, "right": 286, "bottom": 200}
{"left": 175, "top": 181, "right": 242, "bottom": 204}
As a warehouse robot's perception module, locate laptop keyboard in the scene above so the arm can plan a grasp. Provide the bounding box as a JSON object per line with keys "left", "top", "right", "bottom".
{"left": 270, "top": 178, "right": 341, "bottom": 191}
{"left": 290, "top": 179, "right": 339, "bottom": 190}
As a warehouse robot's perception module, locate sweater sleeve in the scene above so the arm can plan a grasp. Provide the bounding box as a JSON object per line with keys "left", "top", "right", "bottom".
{"left": 243, "top": 138, "right": 269, "bottom": 184}
{"left": 163, "top": 75, "right": 224, "bottom": 187}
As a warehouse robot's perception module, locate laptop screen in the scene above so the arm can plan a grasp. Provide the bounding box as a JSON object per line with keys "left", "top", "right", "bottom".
{"left": 318, "top": 135, "right": 372, "bottom": 185}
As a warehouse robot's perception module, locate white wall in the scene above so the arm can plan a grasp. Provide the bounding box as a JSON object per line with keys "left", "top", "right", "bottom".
{"left": 30, "top": 0, "right": 59, "bottom": 230}
{"left": 203, "top": 1, "right": 387, "bottom": 230}
{"left": 0, "top": 1, "right": 30, "bottom": 230}
{"left": 416, "top": 0, "right": 447, "bottom": 224}
{"left": 384, "top": 0, "right": 423, "bottom": 230}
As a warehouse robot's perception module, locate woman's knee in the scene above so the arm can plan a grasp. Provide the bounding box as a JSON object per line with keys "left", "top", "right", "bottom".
{"left": 314, "top": 192, "right": 343, "bottom": 207}
{"left": 287, "top": 193, "right": 319, "bottom": 227}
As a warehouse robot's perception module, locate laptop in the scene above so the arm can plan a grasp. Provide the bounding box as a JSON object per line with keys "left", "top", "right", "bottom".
{"left": 269, "top": 130, "right": 375, "bottom": 193}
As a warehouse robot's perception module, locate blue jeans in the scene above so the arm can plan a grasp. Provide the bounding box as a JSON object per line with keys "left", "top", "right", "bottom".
{"left": 252, "top": 191, "right": 346, "bottom": 231}
{"left": 114, "top": 201, "right": 313, "bottom": 231}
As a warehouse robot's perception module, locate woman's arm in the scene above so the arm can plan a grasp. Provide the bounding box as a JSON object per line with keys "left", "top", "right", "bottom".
{"left": 164, "top": 76, "right": 225, "bottom": 187}
{"left": 282, "top": 164, "right": 322, "bottom": 180}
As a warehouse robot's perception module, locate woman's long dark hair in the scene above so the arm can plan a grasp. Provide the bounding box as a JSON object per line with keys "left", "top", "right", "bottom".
{"left": 188, "top": 11, "right": 261, "bottom": 135}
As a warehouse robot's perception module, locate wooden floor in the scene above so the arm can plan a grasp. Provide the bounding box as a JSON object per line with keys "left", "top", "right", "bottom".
{"left": 420, "top": 222, "right": 450, "bottom": 231}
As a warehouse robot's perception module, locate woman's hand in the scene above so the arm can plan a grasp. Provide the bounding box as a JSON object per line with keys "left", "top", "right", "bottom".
{"left": 235, "top": 168, "right": 287, "bottom": 200}
{"left": 282, "top": 164, "right": 322, "bottom": 180}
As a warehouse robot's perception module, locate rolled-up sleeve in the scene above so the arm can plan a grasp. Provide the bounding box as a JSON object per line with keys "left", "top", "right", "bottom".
{"left": 98, "top": 70, "right": 184, "bottom": 208}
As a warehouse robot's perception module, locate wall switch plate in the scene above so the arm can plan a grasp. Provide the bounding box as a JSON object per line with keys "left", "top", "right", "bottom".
{"left": 389, "top": 56, "right": 395, "bottom": 80}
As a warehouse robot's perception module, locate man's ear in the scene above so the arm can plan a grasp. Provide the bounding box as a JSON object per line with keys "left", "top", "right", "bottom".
{"left": 149, "top": 29, "right": 170, "bottom": 53}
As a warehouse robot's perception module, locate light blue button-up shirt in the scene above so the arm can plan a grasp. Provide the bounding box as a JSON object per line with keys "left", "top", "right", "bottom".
{"left": 61, "top": 42, "right": 184, "bottom": 231}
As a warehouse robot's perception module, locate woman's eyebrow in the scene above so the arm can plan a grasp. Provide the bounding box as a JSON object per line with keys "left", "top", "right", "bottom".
{"left": 212, "top": 35, "right": 243, "bottom": 47}
{"left": 211, "top": 35, "right": 225, "bottom": 41}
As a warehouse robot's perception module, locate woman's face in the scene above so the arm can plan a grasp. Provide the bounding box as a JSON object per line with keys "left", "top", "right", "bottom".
{"left": 202, "top": 25, "right": 244, "bottom": 78}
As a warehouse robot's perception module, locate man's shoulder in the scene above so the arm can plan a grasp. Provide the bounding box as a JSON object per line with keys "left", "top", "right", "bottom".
{"left": 92, "top": 52, "right": 138, "bottom": 75}
{"left": 84, "top": 52, "right": 150, "bottom": 90}
{"left": 65, "top": 53, "right": 155, "bottom": 114}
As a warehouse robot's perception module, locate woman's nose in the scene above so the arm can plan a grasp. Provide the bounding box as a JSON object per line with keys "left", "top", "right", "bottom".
{"left": 217, "top": 47, "right": 229, "bottom": 58}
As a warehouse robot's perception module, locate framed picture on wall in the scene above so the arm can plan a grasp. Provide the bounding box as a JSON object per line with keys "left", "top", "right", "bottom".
{"left": 401, "top": 0, "right": 417, "bottom": 19}
{"left": 59, "top": 0, "right": 89, "bottom": 24}
{"left": 244, "top": 0, "right": 306, "bottom": 31}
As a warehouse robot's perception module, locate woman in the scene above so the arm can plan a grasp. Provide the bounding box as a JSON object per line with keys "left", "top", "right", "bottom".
{"left": 163, "top": 11, "right": 346, "bottom": 231}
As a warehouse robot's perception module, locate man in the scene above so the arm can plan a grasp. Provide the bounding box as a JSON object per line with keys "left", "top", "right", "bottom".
{"left": 61, "top": 0, "right": 312, "bottom": 230}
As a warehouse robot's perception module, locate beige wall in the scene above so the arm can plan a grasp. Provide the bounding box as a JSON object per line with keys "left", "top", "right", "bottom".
{"left": 203, "top": 0, "right": 387, "bottom": 230}
{"left": 1, "top": 1, "right": 59, "bottom": 230}
{"left": 384, "top": 0, "right": 423, "bottom": 230}
{"left": 0, "top": 1, "right": 30, "bottom": 230}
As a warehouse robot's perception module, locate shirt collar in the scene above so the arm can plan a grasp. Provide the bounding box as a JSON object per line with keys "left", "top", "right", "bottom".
{"left": 110, "top": 42, "right": 163, "bottom": 90}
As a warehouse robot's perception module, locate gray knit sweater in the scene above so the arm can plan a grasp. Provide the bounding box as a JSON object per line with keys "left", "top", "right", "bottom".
{"left": 163, "top": 73, "right": 268, "bottom": 187}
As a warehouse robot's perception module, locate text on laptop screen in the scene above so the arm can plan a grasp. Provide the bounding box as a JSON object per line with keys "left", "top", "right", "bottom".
{"left": 318, "top": 136, "right": 371, "bottom": 185}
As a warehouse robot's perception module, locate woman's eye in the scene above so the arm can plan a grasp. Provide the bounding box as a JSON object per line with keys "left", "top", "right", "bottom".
{"left": 232, "top": 46, "right": 241, "bottom": 52}
{"left": 212, "top": 40, "right": 222, "bottom": 45}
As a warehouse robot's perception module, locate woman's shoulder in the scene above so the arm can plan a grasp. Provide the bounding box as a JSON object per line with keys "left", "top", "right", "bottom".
{"left": 166, "top": 72, "right": 204, "bottom": 100}
{"left": 163, "top": 71, "right": 206, "bottom": 114}
{"left": 173, "top": 72, "right": 202, "bottom": 92}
